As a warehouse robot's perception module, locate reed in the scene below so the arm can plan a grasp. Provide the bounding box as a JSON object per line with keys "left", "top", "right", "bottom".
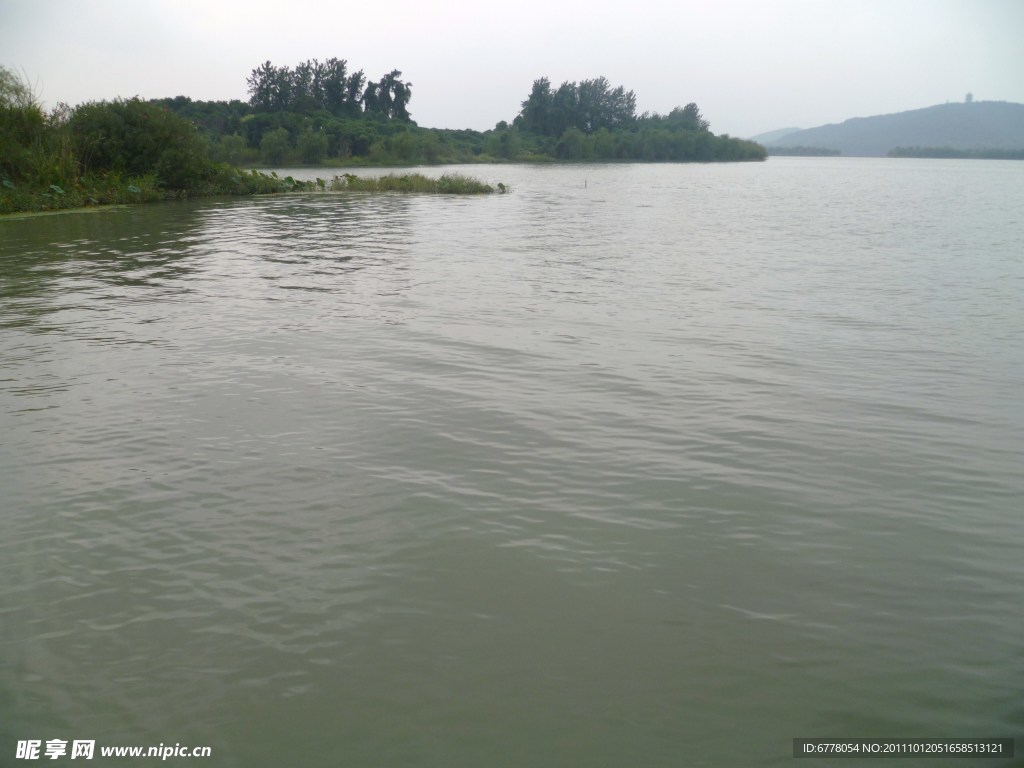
{"left": 329, "top": 172, "right": 497, "bottom": 194}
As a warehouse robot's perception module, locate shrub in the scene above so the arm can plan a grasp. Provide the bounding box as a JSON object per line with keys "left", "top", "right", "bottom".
{"left": 68, "top": 98, "right": 212, "bottom": 190}
{"left": 260, "top": 127, "right": 291, "bottom": 164}
{"left": 297, "top": 128, "right": 328, "bottom": 163}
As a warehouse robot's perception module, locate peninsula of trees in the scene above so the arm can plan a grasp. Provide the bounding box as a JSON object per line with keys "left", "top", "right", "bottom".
{"left": 162, "top": 58, "right": 766, "bottom": 165}
{"left": 2, "top": 58, "right": 765, "bottom": 214}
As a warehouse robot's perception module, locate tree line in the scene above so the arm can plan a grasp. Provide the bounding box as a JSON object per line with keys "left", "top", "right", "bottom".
{"left": 506, "top": 76, "right": 761, "bottom": 161}
{"left": 245, "top": 58, "right": 412, "bottom": 120}
{"left": 170, "top": 62, "right": 763, "bottom": 166}
{"left": 516, "top": 76, "right": 637, "bottom": 136}
{"left": 2, "top": 59, "right": 768, "bottom": 212}
{"left": 514, "top": 76, "right": 711, "bottom": 137}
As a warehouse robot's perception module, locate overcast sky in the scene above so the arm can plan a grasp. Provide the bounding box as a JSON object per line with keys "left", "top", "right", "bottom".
{"left": 2, "top": 0, "right": 1022, "bottom": 138}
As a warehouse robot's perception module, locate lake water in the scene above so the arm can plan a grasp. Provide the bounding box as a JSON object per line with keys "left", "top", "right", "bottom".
{"left": 1, "top": 158, "right": 1022, "bottom": 766}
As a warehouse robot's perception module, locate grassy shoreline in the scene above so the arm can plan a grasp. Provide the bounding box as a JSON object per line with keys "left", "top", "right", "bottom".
{"left": 0, "top": 171, "right": 503, "bottom": 216}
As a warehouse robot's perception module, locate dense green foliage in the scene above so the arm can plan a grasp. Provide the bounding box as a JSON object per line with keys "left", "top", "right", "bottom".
{"left": 500, "top": 76, "right": 764, "bottom": 161}
{"left": 147, "top": 60, "right": 764, "bottom": 166}
{"left": 69, "top": 98, "right": 212, "bottom": 189}
{"left": 516, "top": 76, "right": 638, "bottom": 136}
{"left": 245, "top": 59, "right": 411, "bottom": 120}
{"left": 0, "top": 66, "right": 315, "bottom": 213}
{"left": 1, "top": 62, "right": 502, "bottom": 214}
{"left": 2, "top": 55, "right": 768, "bottom": 214}
{"left": 1, "top": 67, "right": 75, "bottom": 189}
{"left": 147, "top": 95, "right": 493, "bottom": 167}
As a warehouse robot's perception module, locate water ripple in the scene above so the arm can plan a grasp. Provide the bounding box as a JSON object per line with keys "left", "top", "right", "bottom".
{"left": 2, "top": 161, "right": 1023, "bottom": 766}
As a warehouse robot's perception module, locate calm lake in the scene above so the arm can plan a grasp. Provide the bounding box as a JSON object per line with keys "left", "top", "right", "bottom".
{"left": 2, "top": 158, "right": 1022, "bottom": 766}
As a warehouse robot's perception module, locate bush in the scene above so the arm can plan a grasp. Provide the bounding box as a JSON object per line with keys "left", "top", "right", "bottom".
{"left": 68, "top": 98, "right": 212, "bottom": 190}
{"left": 211, "top": 133, "right": 249, "bottom": 164}
{"left": 260, "top": 127, "right": 291, "bottom": 164}
{"left": 0, "top": 104, "right": 46, "bottom": 180}
{"left": 297, "top": 128, "right": 328, "bottom": 163}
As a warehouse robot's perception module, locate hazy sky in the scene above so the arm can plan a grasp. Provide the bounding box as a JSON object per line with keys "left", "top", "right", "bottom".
{"left": 2, "top": 0, "right": 1022, "bottom": 137}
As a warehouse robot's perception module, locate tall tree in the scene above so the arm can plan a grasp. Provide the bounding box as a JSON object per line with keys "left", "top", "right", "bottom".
{"left": 388, "top": 71, "right": 412, "bottom": 121}
{"left": 377, "top": 70, "right": 412, "bottom": 121}
{"left": 291, "top": 60, "right": 315, "bottom": 112}
{"left": 516, "top": 75, "right": 635, "bottom": 136}
{"left": 576, "top": 77, "right": 636, "bottom": 133}
{"left": 345, "top": 70, "right": 366, "bottom": 115}
{"left": 550, "top": 81, "right": 579, "bottom": 136}
{"left": 322, "top": 58, "right": 349, "bottom": 114}
{"left": 517, "top": 77, "right": 553, "bottom": 135}
{"left": 361, "top": 81, "right": 379, "bottom": 114}
{"left": 667, "top": 103, "right": 710, "bottom": 131}
{"left": 246, "top": 61, "right": 277, "bottom": 111}
{"left": 245, "top": 59, "right": 411, "bottom": 120}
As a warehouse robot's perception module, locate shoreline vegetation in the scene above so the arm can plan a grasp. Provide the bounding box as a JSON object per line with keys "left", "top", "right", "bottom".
{"left": 887, "top": 146, "right": 1024, "bottom": 160}
{"left": 767, "top": 146, "right": 841, "bottom": 157}
{"left": 3, "top": 58, "right": 766, "bottom": 215}
{"left": 0, "top": 169, "right": 502, "bottom": 215}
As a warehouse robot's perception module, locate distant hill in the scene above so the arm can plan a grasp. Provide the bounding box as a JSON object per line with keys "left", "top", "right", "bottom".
{"left": 747, "top": 127, "right": 801, "bottom": 144}
{"left": 760, "top": 101, "right": 1024, "bottom": 157}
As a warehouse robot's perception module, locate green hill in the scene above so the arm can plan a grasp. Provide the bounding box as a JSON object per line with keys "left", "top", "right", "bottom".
{"left": 761, "top": 101, "right": 1024, "bottom": 157}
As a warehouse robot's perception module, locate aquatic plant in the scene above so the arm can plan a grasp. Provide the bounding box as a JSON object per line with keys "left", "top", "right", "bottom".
{"left": 329, "top": 172, "right": 499, "bottom": 194}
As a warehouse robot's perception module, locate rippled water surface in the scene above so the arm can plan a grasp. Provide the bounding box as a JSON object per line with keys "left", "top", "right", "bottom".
{"left": 2, "top": 159, "right": 1023, "bottom": 766}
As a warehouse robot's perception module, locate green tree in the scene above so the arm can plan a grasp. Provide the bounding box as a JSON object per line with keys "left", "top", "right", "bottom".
{"left": 246, "top": 61, "right": 278, "bottom": 111}
{"left": 517, "top": 75, "right": 635, "bottom": 137}
{"left": 550, "top": 82, "right": 579, "bottom": 137}
{"left": 345, "top": 71, "right": 366, "bottom": 115}
{"left": 260, "top": 127, "right": 291, "bottom": 164}
{"left": 576, "top": 77, "right": 636, "bottom": 133}
{"left": 419, "top": 131, "right": 440, "bottom": 162}
{"left": 361, "top": 81, "right": 379, "bottom": 114}
{"left": 0, "top": 66, "right": 49, "bottom": 183}
{"left": 556, "top": 127, "right": 585, "bottom": 159}
{"left": 297, "top": 128, "right": 328, "bottom": 163}
{"left": 666, "top": 103, "right": 710, "bottom": 131}
{"left": 213, "top": 133, "right": 248, "bottom": 164}
{"left": 517, "top": 77, "right": 553, "bottom": 135}
{"left": 291, "top": 60, "right": 316, "bottom": 112}
{"left": 390, "top": 77, "right": 412, "bottom": 121}
{"left": 347, "top": 123, "right": 376, "bottom": 156}
{"left": 592, "top": 127, "right": 614, "bottom": 159}
{"left": 640, "top": 128, "right": 672, "bottom": 160}
{"left": 322, "top": 58, "right": 349, "bottom": 114}
{"left": 69, "top": 98, "right": 211, "bottom": 189}
{"left": 0, "top": 65, "right": 35, "bottom": 109}
{"left": 390, "top": 130, "right": 417, "bottom": 161}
